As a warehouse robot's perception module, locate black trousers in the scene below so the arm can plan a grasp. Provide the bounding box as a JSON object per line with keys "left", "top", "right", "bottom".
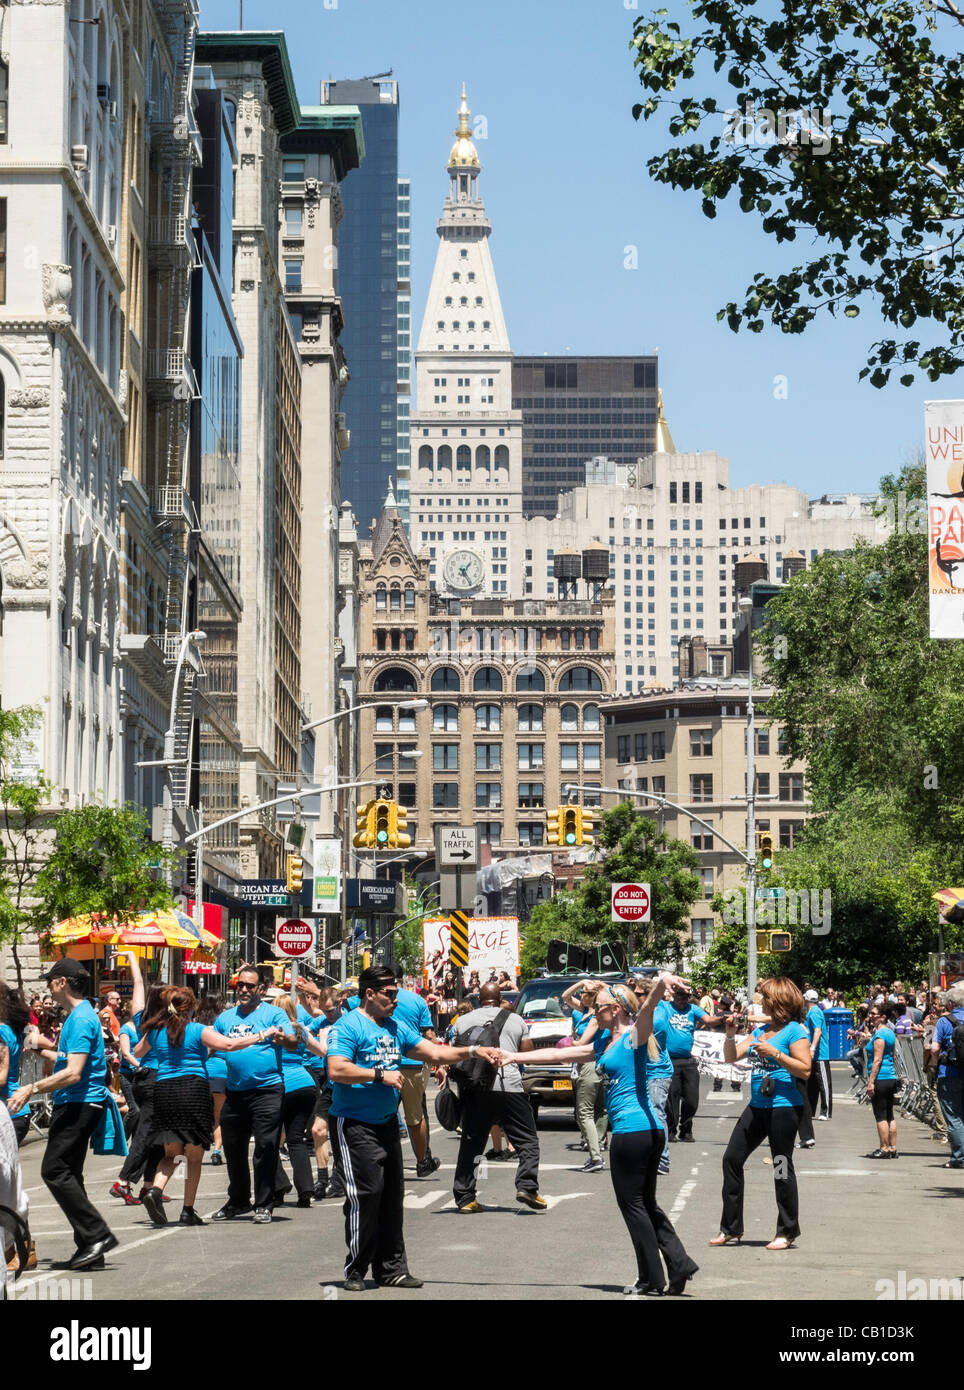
{"left": 275, "top": 1084, "right": 318, "bottom": 1197}
{"left": 808, "top": 1059, "right": 833, "bottom": 1118}
{"left": 119, "top": 1068, "right": 162, "bottom": 1185}
{"left": 610, "top": 1129, "right": 698, "bottom": 1289}
{"left": 666, "top": 1056, "right": 701, "bottom": 1138}
{"left": 453, "top": 1090, "right": 541, "bottom": 1207}
{"left": 796, "top": 1077, "right": 814, "bottom": 1144}
{"left": 118, "top": 1073, "right": 139, "bottom": 1138}
{"left": 721, "top": 1105, "right": 802, "bottom": 1239}
{"left": 42, "top": 1102, "right": 113, "bottom": 1248}
{"left": 330, "top": 1115, "right": 408, "bottom": 1281}
{"left": 221, "top": 1084, "right": 284, "bottom": 1210}
{"left": 11, "top": 1113, "right": 29, "bottom": 1146}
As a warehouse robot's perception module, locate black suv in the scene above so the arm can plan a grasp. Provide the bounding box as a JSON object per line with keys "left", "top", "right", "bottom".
{"left": 514, "top": 973, "right": 630, "bottom": 1122}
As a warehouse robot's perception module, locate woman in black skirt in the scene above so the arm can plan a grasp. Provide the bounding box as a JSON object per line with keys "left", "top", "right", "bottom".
{"left": 134, "top": 986, "right": 283, "bottom": 1227}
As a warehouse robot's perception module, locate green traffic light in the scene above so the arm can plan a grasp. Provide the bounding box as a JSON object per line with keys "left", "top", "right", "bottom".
{"left": 762, "top": 856, "right": 772, "bottom": 869}
{"left": 377, "top": 830, "right": 388, "bottom": 843}
{"left": 565, "top": 832, "right": 576, "bottom": 844}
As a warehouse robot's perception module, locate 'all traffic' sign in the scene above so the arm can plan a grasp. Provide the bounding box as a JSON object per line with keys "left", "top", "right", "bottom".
{"left": 611, "top": 882, "right": 651, "bottom": 924}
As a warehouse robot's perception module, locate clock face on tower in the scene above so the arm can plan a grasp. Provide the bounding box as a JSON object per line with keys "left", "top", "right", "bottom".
{"left": 443, "top": 548, "right": 485, "bottom": 592}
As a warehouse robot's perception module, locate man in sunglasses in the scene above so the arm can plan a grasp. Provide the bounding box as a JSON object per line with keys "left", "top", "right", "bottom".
{"left": 210, "top": 966, "right": 297, "bottom": 1224}
{"left": 327, "top": 964, "right": 502, "bottom": 1292}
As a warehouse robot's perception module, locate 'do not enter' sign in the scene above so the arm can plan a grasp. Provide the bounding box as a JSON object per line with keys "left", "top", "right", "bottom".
{"left": 611, "top": 882, "right": 651, "bottom": 924}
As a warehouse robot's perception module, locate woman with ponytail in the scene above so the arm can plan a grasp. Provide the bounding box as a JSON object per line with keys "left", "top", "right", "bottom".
{"left": 499, "top": 972, "right": 699, "bottom": 1297}
{"left": 134, "top": 986, "right": 283, "bottom": 1227}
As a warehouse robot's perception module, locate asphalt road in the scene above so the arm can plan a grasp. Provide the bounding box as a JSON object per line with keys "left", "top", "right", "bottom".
{"left": 10, "top": 1066, "right": 960, "bottom": 1302}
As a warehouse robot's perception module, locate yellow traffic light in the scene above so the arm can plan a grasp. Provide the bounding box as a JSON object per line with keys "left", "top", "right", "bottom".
{"left": 546, "top": 807, "right": 561, "bottom": 846}
{"left": 392, "top": 802, "right": 411, "bottom": 849}
{"left": 353, "top": 801, "right": 375, "bottom": 848}
{"left": 759, "top": 832, "right": 774, "bottom": 870}
{"left": 286, "top": 853, "right": 303, "bottom": 895}
{"left": 374, "top": 800, "right": 391, "bottom": 846}
{"left": 578, "top": 808, "right": 598, "bottom": 845}
{"left": 561, "top": 807, "right": 579, "bottom": 846}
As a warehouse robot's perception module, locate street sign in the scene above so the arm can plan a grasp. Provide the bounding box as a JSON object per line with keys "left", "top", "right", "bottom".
{"left": 437, "top": 825, "right": 479, "bottom": 868}
{"left": 311, "top": 838, "right": 342, "bottom": 914}
{"left": 274, "top": 918, "right": 314, "bottom": 959}
{"left": 611, "top": 882, "right": 651, "bottom": 924}
{"left": 449, "top": 909, "right": 470, "bottom": 968}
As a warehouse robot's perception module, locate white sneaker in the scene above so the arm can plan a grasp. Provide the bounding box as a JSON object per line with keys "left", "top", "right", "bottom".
{"left": 817, "top": 1114, "right": 830, "bottom": 1121}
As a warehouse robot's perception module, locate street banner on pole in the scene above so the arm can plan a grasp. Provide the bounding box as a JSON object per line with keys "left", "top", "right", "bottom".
{"left": 312, "top": 838, "right": 342, "bottom": 914}
{"left": 422, "top": 916, "right": 519, "bottom": 983}
{"left": 926, "top": 399, "right": 964, "bottom": 638}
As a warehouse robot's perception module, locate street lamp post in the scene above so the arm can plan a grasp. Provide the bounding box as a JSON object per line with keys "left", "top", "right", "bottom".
{"left": 740, "top": 596, "right": 758, "bottom": 1001}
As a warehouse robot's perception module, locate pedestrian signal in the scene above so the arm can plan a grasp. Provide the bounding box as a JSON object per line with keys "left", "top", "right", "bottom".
{"left": 756, "top": 930, "right": 792, "bottom": 953}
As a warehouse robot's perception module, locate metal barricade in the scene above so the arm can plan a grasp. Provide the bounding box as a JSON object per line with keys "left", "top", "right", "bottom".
{"left": 895, "top": 1037, "right": 936, "bottom": 1127}
{"left": 18, "top": 1050, "right": 53, "bottom": 1134}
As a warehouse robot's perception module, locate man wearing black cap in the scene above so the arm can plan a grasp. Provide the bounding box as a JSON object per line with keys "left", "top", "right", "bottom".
{"left": 6, "top": 958, "right": 117, "bottom": 1269}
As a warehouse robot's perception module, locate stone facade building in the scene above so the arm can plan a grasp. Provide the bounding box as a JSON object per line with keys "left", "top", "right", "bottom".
{"left": 356, "top": 490, "right": 615, "bottom": 859}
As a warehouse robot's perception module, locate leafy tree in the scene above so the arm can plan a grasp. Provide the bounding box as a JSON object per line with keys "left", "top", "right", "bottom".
{"left": 31, "top": 804, "right": 177, "bottom": 932}
{"left": 757, "top": 463, "right": 964, "bottom": 848}
{"left": 519, "top": 803, "right": 702, "bottom": 982}
{"left": 0, "top": 706, "right": 56, "bottom": 988}
{"left": 631, "top": 0, "right": 964, "bottom": 385}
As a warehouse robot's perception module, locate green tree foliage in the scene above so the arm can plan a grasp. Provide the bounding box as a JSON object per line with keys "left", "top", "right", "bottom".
{"left": 631, "top": 0, "right": 964, "bottom": 384}
{"left": 0, "top": 706, "right": 56, "bottom": 986}
{"left": 32, "top": 804, "right": 177, "bottom": 930}
{"left": 519, "top": 803, "right": 701, "bottom": 982}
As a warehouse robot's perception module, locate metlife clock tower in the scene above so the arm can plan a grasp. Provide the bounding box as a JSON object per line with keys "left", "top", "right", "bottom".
{"left": 408, "top": 88, "right": 524, "bottom": 597}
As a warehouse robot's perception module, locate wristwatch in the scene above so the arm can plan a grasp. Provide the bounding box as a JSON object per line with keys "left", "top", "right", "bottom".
{"left": 373, "top": 1065, "right": 384, "bottom": 1084}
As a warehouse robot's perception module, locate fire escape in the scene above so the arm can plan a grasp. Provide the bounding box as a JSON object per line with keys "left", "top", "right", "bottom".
{"left": 146, "top": 0, "right": 201, "bottom": 816}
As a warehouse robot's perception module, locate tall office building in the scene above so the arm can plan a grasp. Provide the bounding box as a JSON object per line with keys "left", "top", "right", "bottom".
{"left": 320, "top": 77, "right": 400, "bottom": 538}
{"left": 512, "top": 356, "right": 659, "bottom": 517}
{"left": 396, "top": 177, "right": 412, "bottom": 524}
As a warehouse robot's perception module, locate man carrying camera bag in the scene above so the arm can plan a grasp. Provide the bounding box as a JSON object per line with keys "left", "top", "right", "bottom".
{"left": 450, "top": 982, "right": 546, "bottom": 1213}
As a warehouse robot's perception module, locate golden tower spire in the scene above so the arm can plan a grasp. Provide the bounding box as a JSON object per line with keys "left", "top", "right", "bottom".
{"left": 449, "top": 83, "right": 480, "bottom": 169}
{"left": 655, "top": 387, "right": 676, "bottom": 453}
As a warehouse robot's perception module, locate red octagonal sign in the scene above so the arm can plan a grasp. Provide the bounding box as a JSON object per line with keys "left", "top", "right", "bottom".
{"left": 275, "top": 919, "right": 314, "bottom": 958}
{"left": 611, "top": 882, "right": 651, "bottom": 924}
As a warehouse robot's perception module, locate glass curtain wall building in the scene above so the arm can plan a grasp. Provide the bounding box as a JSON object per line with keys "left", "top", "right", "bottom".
{"left": 396, "top": 177, "right": 411, "bottom": 525}
{"left": 320, "top": 77, "right": 400, "bottom": 537}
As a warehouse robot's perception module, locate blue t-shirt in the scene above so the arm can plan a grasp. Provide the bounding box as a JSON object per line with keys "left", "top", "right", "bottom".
{"left": 596, "top": 1031, "right": 658, "bottom": 1133}
{"left": 345, "top": 994, "right": 360, "bottom": 1011}
{"left": 572, "top": 1008, "right": 594, "bottom": 1041}
{"left": 646, "top": 1017, "right": 674, "bottom": 1081}
{"left": 213, "top": 1003, "right": 291, "bottom": 1092}
{"left": 52, "top": 1000, "right": 109, "bottom": 1105}
{"left": 132, "top": 1010, "right": 158, "bottom": 1072}
{"left": 391, "top": 989, "right": 433, "bottom": 1069}
{"left": 749, "top": 1021, "right": 808, "bottom": 1109}
{"left": 936, "top": 1009, "right": 964, "bottom": 1080}
{"left": 653, "top": 1000, "right": 707, "bottom": 1058}
{"left": 118, "top": 1021, "right": 139, "bottom": 1078}
{"left": 0, "top": 1022, "right": 28, "bottom": 1118}
{"left": 149, "top": 1021, "right": 209, "bottom": 1082}
{"left": 805, "top": 1005, "right": 829, "bottom": 1060}
{"left": 206, "top": 1049, "right": 228, "bottom": 1082}
{"left": 591, "top": 1027, "right": 612, "bottom": 1061}
{"left": 328, "top": 1009, "right": 423, "bottom": 1123}
{"left": 865, "top": 1026, "right": 897, "bottom": 1081}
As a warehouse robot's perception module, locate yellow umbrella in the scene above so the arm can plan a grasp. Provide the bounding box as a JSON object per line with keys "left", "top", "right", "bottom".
{"left": 99, "top": 908, "right": 221, "bottom": 951}
{"left": 44, "top": 914, "right": 104, "bottom": 946}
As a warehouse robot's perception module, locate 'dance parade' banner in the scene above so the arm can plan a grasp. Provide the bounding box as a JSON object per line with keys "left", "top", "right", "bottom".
{"left": 926, "top": 399, "right": 964, "bottom": 639}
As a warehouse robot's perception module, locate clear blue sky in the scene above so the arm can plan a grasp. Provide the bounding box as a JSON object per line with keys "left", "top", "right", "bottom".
{"left": 200, "top": 0, "right": 945, "bottom": 497}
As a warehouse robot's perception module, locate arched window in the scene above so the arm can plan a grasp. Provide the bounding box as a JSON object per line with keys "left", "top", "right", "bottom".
{"left": 475, "top": 704, "right": 500, "bottom": 731}
{"left": 473, "top": 667, "right": 502, "bottom": 692}
{"left": 456, "top": 444, "right": 471, "bottom": 473}
{"left": 375, "top": 587, "right": 386, "bottom": 611}
{"left": 516, "top": 668, "right": 545, "bottom": 692}
{"left": 404, "top": 587, "right": 415, "bottom": 609}
{"left": 518, "top": 703, "right": 543, "bottom": 731}
{"left": 373, "top": 667, "right": 416, "bottom": 692}
{"left": 418, "top": 444, "right": 433, "bottom": 470}
{"left": 437, "top": 444, "right": 452, "bottom": 471}
{"left": 433, "top": 704, "right": 459, "bottom": 731}
{"left": 476, "top": 444, "right": 490, "bottom": 471}
{"left": 430, "top": 666, "right": 461, "bottom": 692}
{"left": 560, "top": 703, "right": 579, "bottom": 732}
{"left": 494, "top": 444, "right": 509, "bottom": 472}
{"left": 560, "top": 666, "right": 603, "bottom": 692}
{"left": 583, "top": 703, "right": 601, "bottom": 730}
{"left": 389, "top": 587, "right": 401, "bottom": 610}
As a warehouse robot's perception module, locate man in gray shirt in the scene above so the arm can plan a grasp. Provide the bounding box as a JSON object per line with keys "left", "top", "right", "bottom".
{"left": 450, "top": 983, "right": 546, "bottom": 1213}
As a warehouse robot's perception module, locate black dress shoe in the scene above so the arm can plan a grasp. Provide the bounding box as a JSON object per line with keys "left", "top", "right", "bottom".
{"left": 69, "top": 1233, "right": 119, "bottom": 1270}
{"left": 343, "top": 1272, "right": 366, "bottom": 1292}
{"left": 296, "top": 1192, "right": 313, "bottom": 1208}
{"left": 667, "top": 1266, "right": 699, "bottom": 1296}
{"left": 141, "top": 1187, "right": 168, "bottom": 1226}
{"left": 178, "top": 1207, "right": 206, "bottom": 1226}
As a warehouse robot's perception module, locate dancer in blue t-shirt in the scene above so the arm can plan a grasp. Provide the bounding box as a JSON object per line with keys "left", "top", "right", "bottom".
{"left": 864, "top": 1001, "right": 900, "bottom": 1158}
{"left": 501, "top": 973, "right": 698, "bottom": 1297}
{"left": 710, "top": 978, "right": 812, "bottom": 1251}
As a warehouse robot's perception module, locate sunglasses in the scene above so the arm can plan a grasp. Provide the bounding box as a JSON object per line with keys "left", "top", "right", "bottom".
{"left": 237, "top": 981, "right": 259, "bottom": 991}
{"left": 379, "top": 988, "right": 399, "bottom": 1000}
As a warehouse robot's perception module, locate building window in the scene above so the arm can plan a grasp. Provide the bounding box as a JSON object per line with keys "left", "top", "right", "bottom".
{"left": 397, "top": 744, "right": 418, "bottom": 772}
{"left": 433, "top": 784, "right": 459, "bottom": 808}
{"left": 475, "top": 744, "right": 501, "bottom": 771}
{"left": 777, "top": 727, "right": 790, "bottom": 756}
{"left": 479, "top": 822, "right": 502, "bottom": 845}
{"left": 433, "top": 744, "right": 459, "bottom": 771}
{"left": 475, "top": 782, "right": 501, "bottom": 809}
{"left": 518, "top": 822, "right": 545, "bottom": 846}
{"left": 779, "top": 819, "right": 805, "bottom": 849}
{"left": 284, "top": 260, "right": 302, "bottom": 293}
{"left": 475, "top": 704, "right": 501, "bottom": 731}
{"left": 560, "top": 743, "right": 580, "bottom": 772}
{"left": 690, "top": 728, "right": 713, "bottom": 757}
{"left": 284, "top": 204, "right": 303, "bottom": 235}
{"left": 560, "top": 703, "right": 579, "bottom": 732}
{"left": 518, "top": 782, "right": 544, "bottom": 808}
{"left": 617, "top": 735, "right": 631, "bottom": 763}
{"left": 374, "top": 744, "right": 395, "bottom": 773}
{"left": 473, "top": 667, "right": 503, "bottom": 692}
{"left": 431, "top": 666, "right": 461, "bottom": 692}
{"left": 691, "top": 920, "right": 715, "bottom": 951}
{"left": 699, "top": 867, "right": 714, "bottom": 897}
{"left": 690, "top": 773, "right": 713, "bottom": 803}
{"left": 518, "top": 743, "right": 544, "bottom": 771}
{"left": 559, "top": 667, "right": 602, "bottom": 692}
{"left": 650, "top": 731, "right": 666, "bottom": 760}
{"left": 375, "top": 706, "right": 394, "bottom": 733}
{"left": 634, "top": 733, "right": 648, "bottom": 761}
{"left": 583, "top": 743, "right": 601, "bottom": 771}
{"left": 283, "top": 159, "right": 305, "bottom": 180}
{"left": 583, "top": 704, "right": 601, "bottom": 730}
{"left": 779, "top": 772, "right": 805, "bottom": 801}
{"left": 518, "top": 704, "right": 543, "bottom": 732}
{"left": 755, "top": 727, "right": 770, "bottom": 756}
{"left": 691, "top": 821, "right": 714, "bottom": 850}
{"left": 433, "top": 704, "right": 459, "bottom": 732}
{"left": 670, "top": 482, "right": 677, "bottom": 503}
